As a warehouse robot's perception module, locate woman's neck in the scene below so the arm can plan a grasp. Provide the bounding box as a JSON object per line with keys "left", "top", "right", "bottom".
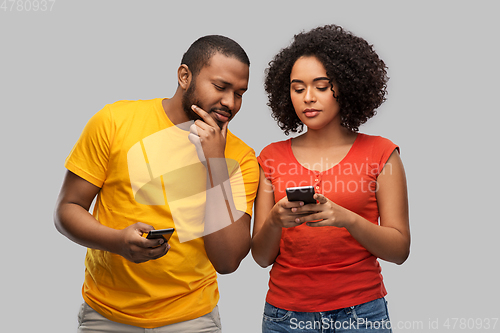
{"left": 293, "top": 123, "right": 357, "bottom": 149}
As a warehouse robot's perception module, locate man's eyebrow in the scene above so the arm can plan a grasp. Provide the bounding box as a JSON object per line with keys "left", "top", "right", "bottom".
{"left": 290, "top": 77, "right": 330, "bottom": 84}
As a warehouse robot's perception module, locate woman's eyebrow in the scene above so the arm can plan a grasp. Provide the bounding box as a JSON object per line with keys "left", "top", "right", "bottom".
{"left": 290, "top": 77, "right": 330, "bottom": 84}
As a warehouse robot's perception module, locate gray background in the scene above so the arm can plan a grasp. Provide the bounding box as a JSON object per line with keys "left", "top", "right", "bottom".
{"left": 1, "top": 0, "right": 499, "bottom": 332}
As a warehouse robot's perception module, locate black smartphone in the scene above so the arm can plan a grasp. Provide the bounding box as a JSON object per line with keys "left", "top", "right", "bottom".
{"left": 146, "top": 228, "right": 175, "bottom": 242}
{"left": 286, "top": 186, "right": 316, "bottom": 204}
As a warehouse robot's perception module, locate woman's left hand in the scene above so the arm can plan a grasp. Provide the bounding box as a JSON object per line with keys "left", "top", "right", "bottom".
{"left": 292, "top": 193, "right": 355, "bottom": 228}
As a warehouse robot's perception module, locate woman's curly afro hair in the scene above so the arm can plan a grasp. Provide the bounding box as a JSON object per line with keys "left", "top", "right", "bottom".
{"left": 264, "top": 24, "right": 388, "bottom": 134}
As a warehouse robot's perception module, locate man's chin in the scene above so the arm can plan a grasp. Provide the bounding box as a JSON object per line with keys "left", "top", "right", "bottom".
{"left": 182, "top": 103, "right": 226, "bottom": 129}
{"left": 210, "top": 114, "right": 225, "bottom": 129}
{"left": 193, "top": 108, "right": 225, "bottom": 129}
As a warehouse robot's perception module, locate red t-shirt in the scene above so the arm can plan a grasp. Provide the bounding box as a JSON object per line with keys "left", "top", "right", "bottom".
{"left": 257, "top": 133, "right": 399, "bottom": 312}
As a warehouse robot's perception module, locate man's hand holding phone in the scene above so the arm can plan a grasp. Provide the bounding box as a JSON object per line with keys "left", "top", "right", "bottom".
{"left": 146, "top": 228, "right": 175, "bottom": 242}
{"left": 115, "top": 223, "right": 171, "bottom": 264}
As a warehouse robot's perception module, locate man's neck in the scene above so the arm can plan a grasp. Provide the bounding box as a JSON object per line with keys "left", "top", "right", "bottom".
{"left": 162, "top": 92, "right": 190, "bottom": 126}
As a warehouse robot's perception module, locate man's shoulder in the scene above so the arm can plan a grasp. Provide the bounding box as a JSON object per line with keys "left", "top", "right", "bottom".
{"left": 93, "top": 98, "right": 163, "bottom": 126}
{"left": 105, "top": 98, "right": 162, "bottom": 113}
{"left": 225, "top": 131, "right": 256, "bottom": 161}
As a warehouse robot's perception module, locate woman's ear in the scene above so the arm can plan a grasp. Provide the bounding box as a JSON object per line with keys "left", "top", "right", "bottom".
{"left": 178, "top": 64, "right": 192, "bottom": 90}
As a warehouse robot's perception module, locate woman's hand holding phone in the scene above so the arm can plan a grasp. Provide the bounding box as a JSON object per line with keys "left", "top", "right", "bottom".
{"left": 269, "top": 196, "right": 308, "bottom": 228}
{"left": 281, "top": 186, "right": 355, "bottom": 228}
{"left": 296, "top": 193, "right": 355, "bottom": 228}
{"left": 268, "top": 186, "right": 317, "bottom": 228}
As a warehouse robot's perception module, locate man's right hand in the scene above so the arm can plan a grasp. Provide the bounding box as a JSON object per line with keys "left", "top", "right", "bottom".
{"left": 117, "top": 222, "right": 170, "bottom": 263}
{"left": 55, "top": 171, "right": 171, "bottom": 264}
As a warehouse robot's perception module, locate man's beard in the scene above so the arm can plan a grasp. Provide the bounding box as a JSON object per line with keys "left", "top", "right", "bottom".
{"left": 182, "top": 81, "right": 203, "bottom": 122}
{"left": 181, "top": 81, "right": 232, "bottom": 129}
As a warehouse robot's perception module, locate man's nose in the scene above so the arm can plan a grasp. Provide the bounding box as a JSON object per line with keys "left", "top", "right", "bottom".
{"left": 220, "top": 92, "right": 235, "bottom": 111}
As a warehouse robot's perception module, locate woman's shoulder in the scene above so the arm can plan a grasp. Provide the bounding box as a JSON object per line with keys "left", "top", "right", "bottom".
{"left": 357, "top": 133, "right": 398, "bottom": 149}
{"left": 258, "top": 138, "right": 291, "bottom": 155}
{"left": 358, "top": 132, "right": 393, "bottom": 143}
{"left": 356, "top": 133, "right": 400, "bottom": 166}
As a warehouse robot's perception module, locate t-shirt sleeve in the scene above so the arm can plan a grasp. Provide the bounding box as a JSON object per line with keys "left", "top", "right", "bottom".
{"left": 256, "top": 144, "right": 275, "bottom": 182}
{"left": 373, "top": 136, "right": 399, "bottom": 177}
{"left": 238, "top": 150, "right": 259, "bottom": 217}
{"left": 64, "top": 105, "right": 114, "bottom": 187}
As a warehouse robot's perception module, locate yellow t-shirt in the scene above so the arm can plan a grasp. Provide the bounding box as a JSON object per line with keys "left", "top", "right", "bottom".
{"left": 65, "top": 98, "right": 259, "bottom": 328}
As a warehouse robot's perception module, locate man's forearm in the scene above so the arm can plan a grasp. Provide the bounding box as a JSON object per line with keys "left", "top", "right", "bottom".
{"left": 203, "top": 214, "right": 251, "bottom": 274}
{"left": 55, "top": 201, "right": 122, "bottom": 253}
{"left": 202, "top": 158, "right": 251, "bottom": 273}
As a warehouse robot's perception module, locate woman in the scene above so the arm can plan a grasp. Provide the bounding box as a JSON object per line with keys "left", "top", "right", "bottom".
{"left": 252, "top": 25, "right": 410, "bottom": 332}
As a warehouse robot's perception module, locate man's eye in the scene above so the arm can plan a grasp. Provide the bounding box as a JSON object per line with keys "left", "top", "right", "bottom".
{"left": 214, "top": 84, "right": 224, "bottom": 91}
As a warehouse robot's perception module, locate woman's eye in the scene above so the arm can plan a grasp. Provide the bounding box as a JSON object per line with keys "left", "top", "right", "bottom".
{"left": 294, "top": 89, "right": 304, "bottom": 93}
{"left": 317, "top": 87, "right": 329, "bottom": 91}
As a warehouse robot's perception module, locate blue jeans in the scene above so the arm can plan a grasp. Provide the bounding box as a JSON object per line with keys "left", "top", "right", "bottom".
{"left": 262, "top": 298, "right": 392, "bottom": 333}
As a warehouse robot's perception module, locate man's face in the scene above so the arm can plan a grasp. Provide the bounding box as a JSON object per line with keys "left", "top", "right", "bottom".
{"left": 182, "top": 53, "right": 249, "bottom": 128}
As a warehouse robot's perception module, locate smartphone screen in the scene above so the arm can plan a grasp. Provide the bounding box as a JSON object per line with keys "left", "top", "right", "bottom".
{"left": 286, "top": 186, "right": 316, "bottom": 204}
{"left": 146, "top": 228, "right": 175, "bottom": 242}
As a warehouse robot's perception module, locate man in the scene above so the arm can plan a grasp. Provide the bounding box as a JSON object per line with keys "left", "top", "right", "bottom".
{"left": 54, "top": 35, "right": 259, "bottom": 332}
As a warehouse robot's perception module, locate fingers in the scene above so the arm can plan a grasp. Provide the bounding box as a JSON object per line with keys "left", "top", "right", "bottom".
{"left": 188, "top": 132, "right": 200, "bottom": 145}
{"left": 124, "top": 223, "right": 172, "bottom": 263}
{"left": 305, "top": 220, "right": 329, "bottom": 227}
{"left": 274, "top": 200, "right": 313, "bottom": 228}
{"left": 146, "top": 242, "right": 171, "bottom": 258}
{"left": 142, "top": 235, "right": 166, "bottom": 248}
{"left": 292, "top": 213, "right": 323, "bottom": 225}
{"left": 131, "top": 243, "right": 170, "bottom": 264}
{"left": 189, "top": 112, "right": 220, "bottom": 141}
{"left": 191, "top": 105, "right": 218, "bottom": 128}
{"left": 131, "top": 238, "right": 170, "bottom": 263}
{"left": 189, "top": 121, "right": 212, "bottom": 138}
{"left": 191, "top": 105, "right": 228, "bottom": 139}
{"left": 314, "top": 193, "right": 329, "bottom": 204}
{"left": 134, "top": 221, "right": 155, "bottom": 234}
{"left": 188, "top": 125, "right": 202, "bottom": 148}
{"left": 221, "top": 121, "right": 228, "bottom": 139}
{"left": 279, "top": 197, "right": 305, "bottom": 209}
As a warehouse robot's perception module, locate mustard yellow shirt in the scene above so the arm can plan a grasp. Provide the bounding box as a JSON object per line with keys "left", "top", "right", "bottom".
{"left": 65, "top": 98, "right": 259, "bottom": 328}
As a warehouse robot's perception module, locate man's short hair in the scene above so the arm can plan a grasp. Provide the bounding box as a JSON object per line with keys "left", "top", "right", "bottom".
{"left": 181, "top": 35, "right": 250, "bottom": 77}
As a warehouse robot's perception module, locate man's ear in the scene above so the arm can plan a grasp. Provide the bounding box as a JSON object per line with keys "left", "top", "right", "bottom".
{"left": 178, "top": 64, "right": 192, "bottom": 90}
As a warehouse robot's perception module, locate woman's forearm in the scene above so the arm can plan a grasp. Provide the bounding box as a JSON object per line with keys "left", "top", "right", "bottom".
{"left": 251, "top": 215, "right": 282, "bottom": 268}
{"left": 345, "top": 214, "right": 410, "bottom": 265}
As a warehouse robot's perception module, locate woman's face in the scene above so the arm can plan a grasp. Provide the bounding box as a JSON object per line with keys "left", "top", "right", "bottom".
{"left": 290, "top": 56, "right": 341, "bottom": 131}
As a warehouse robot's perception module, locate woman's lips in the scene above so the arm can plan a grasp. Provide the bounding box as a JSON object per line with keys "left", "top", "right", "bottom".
{"left": 303, "top": 109, "right": 320, "bottom": 118}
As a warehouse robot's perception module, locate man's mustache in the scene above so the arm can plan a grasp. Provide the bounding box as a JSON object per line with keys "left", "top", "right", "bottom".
{"left": 210, "top": 106, "right": 232, "bottom": 117}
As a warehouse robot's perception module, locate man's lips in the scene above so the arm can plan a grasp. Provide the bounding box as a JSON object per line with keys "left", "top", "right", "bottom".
{"left": 212, "top": 110, "right": 231, "bottom": 122}
{"left": 303, "top": 109, "right": 320, "bottom": 117}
